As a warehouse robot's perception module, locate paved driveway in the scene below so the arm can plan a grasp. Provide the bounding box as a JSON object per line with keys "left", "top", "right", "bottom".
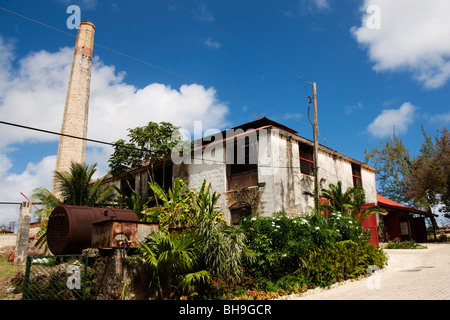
{"left": 289, "top": 243, "right": 450, "bottom": 300}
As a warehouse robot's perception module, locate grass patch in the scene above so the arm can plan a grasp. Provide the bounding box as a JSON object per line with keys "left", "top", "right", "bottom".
{"left": 385, "top": 240, "right": 427, "bottom": 249}
{"left": 0, "top": 258, "right": 23, "bottom": 278}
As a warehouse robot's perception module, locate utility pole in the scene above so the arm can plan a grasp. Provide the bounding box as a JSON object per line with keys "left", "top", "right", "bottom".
{"left": 312, "top": 82, "right": 320, "bottom": 213}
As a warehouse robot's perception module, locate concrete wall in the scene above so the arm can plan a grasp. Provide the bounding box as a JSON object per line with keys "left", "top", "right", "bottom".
{"left": 0, "top": 234, "right": 16, "bottom": 249}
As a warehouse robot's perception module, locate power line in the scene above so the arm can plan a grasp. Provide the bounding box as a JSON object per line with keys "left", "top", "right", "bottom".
{"left": 0, "top": 119, "right": 334, "bottom": 170}
{"left": 0, "top": 120, "right": 115, "bottom": 147}
{"left": 0, "top": 5, "right": 308, "bottom": 124}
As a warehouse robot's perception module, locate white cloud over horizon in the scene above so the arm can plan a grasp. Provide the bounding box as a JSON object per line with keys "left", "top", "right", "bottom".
{"left": 367, "top": 102, "right": 417, "bottom": 138}
{"left": 0, "top": 34, "right": 229, "bottom": 224}
{"left": 351, "top": 0, "right": 450, "bottom": 89}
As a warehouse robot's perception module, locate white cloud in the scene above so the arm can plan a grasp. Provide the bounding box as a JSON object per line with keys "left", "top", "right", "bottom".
{"left": 345, "top": 102, "right": 363, "bottom": 114}
{"left": 0, "top": 154, "right": 56, "bottom": 225}
{"left": 203, "top": 37, "right": 221, "bottom": 49}
{"left": 0, "top": 35, "right": 229, "bottom": 146}
{"left": 0, "top": 34, "right": 229, "bottom": 224}
{"left": 367, "top": 102, "right": 417, "bottom": 138}
{"left": 312, "top": 0, "right": 329, "bottom": 10}
{"left": 351, "top": 0, "right": 450, "bottom": 89}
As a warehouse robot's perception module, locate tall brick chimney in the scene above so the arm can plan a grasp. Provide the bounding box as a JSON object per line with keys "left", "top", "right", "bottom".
{"left": 52, "top": 21, "right": 95, "bottom": 197}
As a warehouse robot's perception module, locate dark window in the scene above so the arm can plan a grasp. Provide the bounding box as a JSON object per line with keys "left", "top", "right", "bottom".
{"left": 227, "top": 138, "right": 258, "bottom": 190}
{"left": 230, "top": 205, "right": 252, "bottom": 224}
{"left": 299, "top": 142, "right": 314, "bottom": 175}
{"left": 352, "top": 163, "right": 362, "bottom": 188}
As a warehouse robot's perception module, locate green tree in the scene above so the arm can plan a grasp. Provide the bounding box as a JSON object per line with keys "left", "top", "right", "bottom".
{"left": 53, "top": 162, "right": 114, "bottom": 206}
{"left": 404, "top": 128, "right": 450, "bottom": 216}
{"left": 108, "top": 121, "right": 180, "bottom": 194}
{"left": 320, "top": 181, "right": 352, "bottom": 213}
{"left": 346, "top": 187, "right": 387, "bottom": 224}
{"left": 320, "top": 181, "right": 386, "bottom": 224}
{"left": 366, "top": 127, "right": 449, "bottom": 218}
{"left": 364, "top": 128, "right": 412, "bottom": 204}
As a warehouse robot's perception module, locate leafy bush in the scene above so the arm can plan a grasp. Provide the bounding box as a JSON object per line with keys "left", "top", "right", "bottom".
{"left": 241, "top": 212, "right": 368, "bottom": 280}
{"left": 298, "top": 240, "right": 388, "bottom": 287}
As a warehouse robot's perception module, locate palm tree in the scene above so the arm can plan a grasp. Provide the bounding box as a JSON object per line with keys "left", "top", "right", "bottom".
{"left": 139, "top": 231, "right": 209, "bottom": 299}
{"left": 320, "top": 181, "right": 353, "bottom": 213}
{"left": 53, "top": 162, "right": 114, "bottom": 206}
{"left": 347, "top": 187, "right": 387, "bottom": 224}
{"left": 321, "top": 181, "right": 387, "bottom": 224}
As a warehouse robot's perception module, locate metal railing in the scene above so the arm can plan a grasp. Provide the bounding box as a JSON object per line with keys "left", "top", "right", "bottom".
{"left": 22, "top": 255, "right": 88, "bottom": 300}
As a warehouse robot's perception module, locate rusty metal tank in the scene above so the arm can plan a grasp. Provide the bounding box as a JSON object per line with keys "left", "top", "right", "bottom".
{"left": 47, "top": 205, "right": 139, "bottom": 255}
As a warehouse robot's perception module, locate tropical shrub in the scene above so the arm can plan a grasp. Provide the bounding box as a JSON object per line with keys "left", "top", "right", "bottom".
{"left": 298, "top": 240, "right": 388, "bottom": 287}
{"left": 138, "top": 231, "right": 209, "bottom": 299}
{"left": 241, "top": 212, "right": 367, "bottom": 280}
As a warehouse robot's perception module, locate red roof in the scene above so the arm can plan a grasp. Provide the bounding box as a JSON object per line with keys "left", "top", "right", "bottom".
{"left": 377, "top": 194, "right": 438, "bottom": 217}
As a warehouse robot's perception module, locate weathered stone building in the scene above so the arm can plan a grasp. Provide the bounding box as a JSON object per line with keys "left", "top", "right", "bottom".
{"left": 107, "top": 117, "right": 377, "bottom": 224}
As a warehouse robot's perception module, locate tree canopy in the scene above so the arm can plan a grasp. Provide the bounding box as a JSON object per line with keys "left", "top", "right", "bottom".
{"left": 108, "top": 121, "right": 180, "bottom": 192}
{"left": 365, "top": 127, "right": 449, "bottom": 219}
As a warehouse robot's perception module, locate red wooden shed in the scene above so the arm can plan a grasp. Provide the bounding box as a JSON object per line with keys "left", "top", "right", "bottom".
{"left": 376, "top": 195, "right": 438, "bottom": 243}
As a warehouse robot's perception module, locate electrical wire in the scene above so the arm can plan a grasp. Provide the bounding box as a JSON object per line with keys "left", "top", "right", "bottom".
{"left": 0, "top": 5, "right": 308, "bottom": 124}
{"left": 0, "top": 119, "right": 340, "bottom": 169}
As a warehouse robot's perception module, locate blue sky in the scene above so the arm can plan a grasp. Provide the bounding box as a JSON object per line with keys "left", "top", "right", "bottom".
{"left": 0, "top": 0, "right": 449, "bottom": 225}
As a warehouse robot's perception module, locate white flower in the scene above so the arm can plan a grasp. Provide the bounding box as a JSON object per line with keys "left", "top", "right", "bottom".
{"left": 251, "top": 217, "right": 257, "bottom": 221}
{"left": 348, "top": 221, "right": 352, "bottom": 224}
{"left": 293, "top": 220, "right": 297, "bottom": 224}
{"left": 276, "top": 225, "right": 280, "bottom": 228}
{"left": 315, "top": 226, "right": 320, "bottom": 230}
{"left": 281, "top": 253, "right": 287, "bottom": 258}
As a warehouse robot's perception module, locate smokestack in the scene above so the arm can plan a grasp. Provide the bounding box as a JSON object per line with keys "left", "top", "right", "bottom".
{"left": 52, "top": 21, "right": 95, "bottom": 197}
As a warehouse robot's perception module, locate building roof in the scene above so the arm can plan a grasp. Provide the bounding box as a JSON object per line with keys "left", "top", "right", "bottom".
{"left": 377, "top": 194, "right": 438, "bottom": 217}
{"left": 200, "top": 116, "right": 374, "bottom": 171}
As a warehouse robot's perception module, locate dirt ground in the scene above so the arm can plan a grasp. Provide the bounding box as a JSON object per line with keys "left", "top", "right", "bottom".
{"left": 0, "top": 272, "right": 23, "bottom": 300}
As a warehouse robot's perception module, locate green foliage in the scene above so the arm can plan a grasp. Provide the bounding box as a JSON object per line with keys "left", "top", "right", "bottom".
{"left": 320, "top": 181, "right": 387, "bottom": 224}
{"left": 298, "top": 240, "right": 388, "bottom": 288}
{"left": 320, "top": 181, "right": 353, "bottom": 213}
{"left": 146, "top": 177, "right": 192, "bottom": 230}
{"left": 108, "top": 121, "right": 180, "bottom": 194}
{"left": 365, "top": 126, "right": 449, "bottom": 217}
{"left": 53, "top": 162, "right": 114, "bottom": 206}
{"left": 113, "top": 186, "right": 149, "bottom": 216}
{"left": 405, "top": 128, "right": 449, "bottom": 215}
{"left": 364, "top": 129, "right": 412, "bottom": 204}
{"left": 139, "top": 231, "right": 209, "bottom": 299}
{"left": 138, "top": 179, "right": 251, "bottom": 299}
{"left": 241, "top": 212, "right": 368, "bottom": 281}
